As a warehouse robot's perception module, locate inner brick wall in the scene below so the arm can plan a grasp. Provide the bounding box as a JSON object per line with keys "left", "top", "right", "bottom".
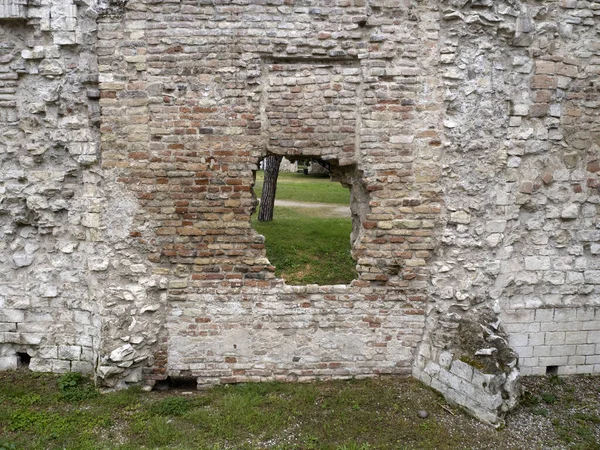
{"left": 264, "top": 60, "right": 360, "bottom": 162}
{"left": 97, "top": 0, "right": 441, "bottom": 386}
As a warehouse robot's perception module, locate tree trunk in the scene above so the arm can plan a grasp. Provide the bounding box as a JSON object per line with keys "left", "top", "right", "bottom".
{"left": 258, "top": 155, "right": 283, "bottom": 222}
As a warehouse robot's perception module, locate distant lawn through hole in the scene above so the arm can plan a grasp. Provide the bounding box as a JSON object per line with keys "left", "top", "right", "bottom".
{"left": 254, "top": 172, "right": 350, "bottom": 204}
{"left": 253, "top": 171, "right": 356, "bottom": 285}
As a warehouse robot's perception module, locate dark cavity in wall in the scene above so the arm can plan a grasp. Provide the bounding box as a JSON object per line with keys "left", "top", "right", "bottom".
{"left": 16, "top": 352, "right": 30, "bottom": 368}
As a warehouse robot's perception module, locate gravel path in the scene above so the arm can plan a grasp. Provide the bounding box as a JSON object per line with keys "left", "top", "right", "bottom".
{"left": 273, "top": 199, "right": 351, "bottom": 218}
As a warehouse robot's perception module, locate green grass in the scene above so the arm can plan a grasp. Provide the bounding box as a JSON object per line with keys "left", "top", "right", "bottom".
{"left": 519, "top": 376, "right": 600, "bottom": 450}
{"left": 0, "top": 369, "right": 547, "bottom": 450}
{"left": 253, "top": 206, "right": 356, "bottom": 285}
{"left": 1, "top": 370, "right": 600, "bottom": 449}
{"left": 253, "top": 171, "right": 355, "bottom": 285}
{"left": 254, "top": 171, "right": 350, "bottom": 205}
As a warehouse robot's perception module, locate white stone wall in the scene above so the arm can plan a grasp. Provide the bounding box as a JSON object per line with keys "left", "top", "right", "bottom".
{"left": 0, "top": 0, "right": 103, "bottom": 374}
{"left": 502, "top": 307, "right": 600, "bottom": 376}
{"left": 414, "top": 351, "right": 518, "bottom": 426}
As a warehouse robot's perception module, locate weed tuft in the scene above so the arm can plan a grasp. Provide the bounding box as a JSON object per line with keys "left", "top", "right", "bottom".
{"left": 532, "top": 408, "right": 549, "bottom": 417}
{"left": 58, "top": 372, "right": 98, "bottom": 402}
{"left": 337, "top": 444, "right": 371, "bottom": 450}
{"left": 145, "top": 416, "right": 183, "bottom": 446}
{"left": 520, "top": 391, "right": 541, "bottom": 407}
{"left": 14, "top": 392, "right": 41, "bottom": 407}
{"left": 541, "top": 393, "right": 557, "bottom": 404}
{"left": 0, "top": 441, "right": 16, "bottom": 450}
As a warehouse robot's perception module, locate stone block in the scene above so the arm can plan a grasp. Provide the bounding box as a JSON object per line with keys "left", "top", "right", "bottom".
{"left": 524, "top": 256, "right": 551, "bottom": 271}
{"left": 52, "top": 360, "right": 71, "bottom": 373}
{"left": 37, "top": 346, "right": 59, "bottom": 359}
{"left": 0, "top": 0, "right": 26, "bottom": 18}
{"left": 542, "top": 322, "right": 582, "bottom": 332}
{"left": 588, "top": 331, "right": 600, "bottom": 344}
{"left": 509, "top": 333, "right": 528, "bottom": 347}
{"left": 438, "top": 351, "right": 453, "bottom": 369}
{"left": 567, "top": 356, "right": 585, "bottom": 365}
{"left": 576, "top": 344, "right": 595, "bottom": 356}
{"left": 0, "top": 356, "right": 17, "bottom": 370}
{"left": 512, "top": 346, "right": 533, "bottom": 358}
{"left": 535, "top": 309, "right": 554, "bottom": 322}
{"left": 71, "top": 361, "right": 93, "bottom": 374}
{"left": 449, "top": 211, "right": 471, "bottom": 224}
{"left": 0, "top": 309, "right": 24, "bottom": 323}
{"left": 449, "top": 360, "right": 473, "bottom": 382}
{"left": 565, "top": 331, "right": 588, "bottom": 345}
{"left": 586, "top": 355, "right": 600, "bottom": 365}
{"left": 474, "top": 390, "right": 503, "bottom": 411}
{"left": 576, "top": 365, "right": 594, "bottom": 374}
{"left": 20, "top": 334, "right": 42, "bottom": 345}
{"left": 423, "top": 361, "right": 441, "bottom": 377}
{"left": 486, "top": 220, "right": 507, "bottom": 233}
{"left": 519, "top": 367, "right": 534, "bottom": 376}
{"left": 584, "top": 271, "right": 600, "bottom": 284}
{"left": 438, "top": 368, "right": 462, "bottom": 391}
{"left": 58, "top": 345, "right": 81, "bottom": 360}
{"left": 554, "top": 309, "right": 577, "bottom": 322}
{"left": 545, "top": 332, "right": 566, "bottom": 345}
{"left": 538, "top": 356, "right": 568, "bottom": 367}
{"left": 528, "top": 332, "right": 545, "bottom": 346}
{"left": 518, "top": 357, "right": 539, "bottom": 368}
{"left": 550, "top": 345, "right": 576, "bottom": 357}
{"left": 533, "top": 346, "right": 551, "bottom": 357}
{"left": 582, "top": 321, "right": 599, "bottom": 331}
{"left": 22, "top": 46, "right": 45, "bottom": 60}
{"left": 506, "top": 309, "right": 535, "bottom": 323}
{"left": 429, "top": 377, "right": 447, "bottom": 395}
{"left": 29, "top": 358, "right": 53, "bottom": 372}
{"left": 535, "top": 61, "right": 555, "bottom": 75}
{"left": 558, "top": 365, "right": 577, "bottom": 375}
{"left": 0, "top": 323, "right": 16, "bottom": 332}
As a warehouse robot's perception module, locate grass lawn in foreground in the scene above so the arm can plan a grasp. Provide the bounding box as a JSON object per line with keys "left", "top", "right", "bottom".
{"left": 254, "top": 171, "right": 350, "bottom": 205}
{"left": 1, "top": 370, "right": 599, "bottom": 450}
{"left": 252, "top": 206, "right": 356, "bottom": 285}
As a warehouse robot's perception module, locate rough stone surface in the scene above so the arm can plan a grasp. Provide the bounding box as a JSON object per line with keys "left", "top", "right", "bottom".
{"left": 0, "top": 0, "right": 599, "bottom": 427}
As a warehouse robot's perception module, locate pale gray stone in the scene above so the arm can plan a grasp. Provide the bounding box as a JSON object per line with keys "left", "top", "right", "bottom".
{"left": 109, "top": 344, "right": 134, "bottom": 362}
{"left": 12, "top": 252, "right": 34, "bottom": 267}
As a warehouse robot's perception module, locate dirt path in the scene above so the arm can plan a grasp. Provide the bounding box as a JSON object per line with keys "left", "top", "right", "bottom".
{"left": 273, "top": 199, "right": 351, "bottom": 218}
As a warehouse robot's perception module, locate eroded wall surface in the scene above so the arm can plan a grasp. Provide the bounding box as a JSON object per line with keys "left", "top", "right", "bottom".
{"left": 413, "top": 0, "right": 600, "bottom": 424}
{"left": 0, "top": 0, "right": 105, "bottom": 374}
{"left": 1, "top": 0, "right": 599, "bottom": 426}
{"left": 0, "top": 0, "right": 167, "bottom": 383}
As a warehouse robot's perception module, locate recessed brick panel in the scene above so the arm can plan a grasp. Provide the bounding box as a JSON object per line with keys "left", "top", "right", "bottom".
{"left": 264, "top": 61, "right": 361, "bottom": 160}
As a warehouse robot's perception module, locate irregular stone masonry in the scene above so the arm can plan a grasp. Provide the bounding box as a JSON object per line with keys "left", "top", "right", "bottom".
{"left": 0, "top": 0, "right": 598, "bottom": 427}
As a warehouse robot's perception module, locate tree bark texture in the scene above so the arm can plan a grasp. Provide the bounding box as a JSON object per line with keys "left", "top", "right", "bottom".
{"left": 258, "top": 155, "right": 283, "bottom": 222}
